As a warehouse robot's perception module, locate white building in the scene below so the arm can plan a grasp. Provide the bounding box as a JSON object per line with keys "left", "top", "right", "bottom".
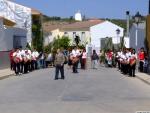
{"left": 62, "top": 20, "right": 105, "bottom": 46}
{"left": 0, "top": 0, "right": 32, "bottom": 45}
{"left": 44, "top": 20, "right": 124, "bottom": 54}
{"left": 90, "top": 20, "right": 124, "bottom": 52}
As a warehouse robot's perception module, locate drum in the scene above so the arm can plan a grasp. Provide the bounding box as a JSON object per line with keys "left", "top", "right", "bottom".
{"left": 13, "top": 57, "right": 20, "bottom": 63}
{"left": 72, "top": 57, "right": 79, "bottom": 64}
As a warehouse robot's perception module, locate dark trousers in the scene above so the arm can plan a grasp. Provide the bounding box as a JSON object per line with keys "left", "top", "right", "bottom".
{"left": 121, "top": 63, "right": 129, "bottom": 74}
{"left": 55, "top": 64, "right": 64, "bottom": 79}
{"left": 81, "top": 58, "right": 86, "bottom": 69}
{"left": 14, "top": 62, "right": 20, "bottom": 75}
{"left": 31, "top": 60, "right": 38, "bottom": 71}
{"left": 20, "top": 61, "right": 24, "bottom": 73}
{"left": 72, "top": 61, "right": 78, "bottom": 73}
{"left": 10, "top": 61, "right": 14, "bottom": 70}
{"left": 139, "top": 61, "right": 144, "bottom": 72}
{"left": 129, "top": 64, "right": 136, "bottom": 77}
{"left": 24, "top": 61, "right": 30, "bottom": 73}
{"left": 118, "top": 60, "right": 121, "bottom": 70}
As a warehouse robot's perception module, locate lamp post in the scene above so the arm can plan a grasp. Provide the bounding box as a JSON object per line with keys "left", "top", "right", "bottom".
{"left": 126, "top": 11, "right": 130, "bottom": 37}
{"left": 116, "top": 28, "right": 120, "bottom": 50}
{"left": 134, "top": 12, "right": 142, "bottom": 50}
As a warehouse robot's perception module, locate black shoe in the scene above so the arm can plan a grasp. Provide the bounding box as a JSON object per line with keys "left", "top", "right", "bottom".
{"left": 54, "top": 78, "right": 58, "bottom": 80}
{"left": 61, "top": 77, "right": 65, "bottom": 80}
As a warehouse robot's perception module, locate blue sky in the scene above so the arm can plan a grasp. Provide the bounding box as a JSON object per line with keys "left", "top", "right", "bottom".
{"left": 13, "top": 0, "right": 148, "bottom": 19}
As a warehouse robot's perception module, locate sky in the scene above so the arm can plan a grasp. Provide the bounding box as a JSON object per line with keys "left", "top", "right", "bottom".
{"left": 13, "top": 0, "right": 148, "bottom": 19}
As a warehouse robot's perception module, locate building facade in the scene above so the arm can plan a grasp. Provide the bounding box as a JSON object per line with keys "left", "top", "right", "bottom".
{"left": 0, "top": 0, "right": 32, "bottom": 44}
{"left": 90, "top": 21, "right": 124, "bottom": 52}
{"left": 130, "top": 22, "right": 146, "bottom": 51}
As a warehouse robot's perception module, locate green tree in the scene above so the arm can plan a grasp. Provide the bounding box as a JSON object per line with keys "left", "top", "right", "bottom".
{"left": 32, "top": 17, "right": 43, "bottom": 52}
{"left": 51, "top": 36, "right": 70, "bottom": 51}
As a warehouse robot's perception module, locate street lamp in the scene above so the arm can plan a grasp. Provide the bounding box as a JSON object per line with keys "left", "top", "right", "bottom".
{"left": 133, "top": 12, "right": 142, "bottom": 50}
{"left": 116, "top": 28, "right": 120, "bottom": 50}
{"left": 126, "top": 11, "right": 130, "bottom": 37}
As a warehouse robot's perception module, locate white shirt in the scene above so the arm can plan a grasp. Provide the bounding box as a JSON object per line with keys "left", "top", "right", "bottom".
{"left": 120, "top": 53, "right": 127, "bottom": 61}
{"left": 32, "top": 51, "right": 39, "bottom": 59}
{"left": 13, "top": 51, "right": 22, "bottom": 60}
{"left": 72, "top": 49, "right": 80, "bottom": 57}
{"left": 20, "top": 50, "right": 25, "bottom": 57}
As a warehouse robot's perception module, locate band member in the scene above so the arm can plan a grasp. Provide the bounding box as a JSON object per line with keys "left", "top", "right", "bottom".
{"left": 9, "top": 49, "right": 15, "bottom": 70}
{"left": 71, "top": 47, "right": 80, "bottom": 73}
{"left": 13, "top": 48, "right": 22, "bottom": 75}
{"left": 19, "top": 47, "right": 25, "bottom": 74}
{"left": 31, "top": 49, "right": 39, "bottom": 70}
{"left": 129, "top": 49, "right": 137, "bottom": 77}
{"left": 120, "top": 49, "right": 128, "bottom": 74}
{"left": 116, "top": 49, "right": 122, "bottom": 70}
{"left": 24, "top": 50, "right": 31, "bottom": 73}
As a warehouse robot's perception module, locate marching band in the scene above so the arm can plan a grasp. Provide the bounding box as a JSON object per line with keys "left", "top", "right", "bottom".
{"left": 10, "top": 47, "right": 39, "bottom": 75}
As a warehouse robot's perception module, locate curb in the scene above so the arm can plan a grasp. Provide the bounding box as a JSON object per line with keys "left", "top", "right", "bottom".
{"left": 136, "top": 73, "right": 150, "bottom": 85}
{"left": 0, "top": 73, "right": 14, "bottom": 80}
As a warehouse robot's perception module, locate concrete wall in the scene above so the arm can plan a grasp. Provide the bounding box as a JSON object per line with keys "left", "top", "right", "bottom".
{"left": 0, "top": 19, "right": 6, "bottom": 51}
{"left": 0, "top": 24, "right": 27, "bottom": 69}
{"left": 0, "top": 27, "right": 27, "bottom": 51}
{"left": 129, "top": 23, "right": 145, "bottom": 50}
{"left": 0, "top": 51, "right": 10, "bottom": 69}
{"left": 146, "top": 15, "right": 150, "bottom": 52}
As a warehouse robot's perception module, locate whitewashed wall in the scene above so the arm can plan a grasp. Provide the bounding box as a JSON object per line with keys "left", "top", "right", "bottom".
{"left": 90, "top": 21, "right": 124, "bottom": 52}
{"left": 64, "top": 31, "right": 90, "bottom": 46}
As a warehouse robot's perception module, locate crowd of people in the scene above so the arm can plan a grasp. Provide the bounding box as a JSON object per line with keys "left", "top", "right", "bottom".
{"left": 9, "top": 46, "right": 149, "bottom": 79}
{"left": 9, "top": 47, "right": 48, "bottom": 75}
{"left": 103, "top": 47, "right": 148, "bottom": 77}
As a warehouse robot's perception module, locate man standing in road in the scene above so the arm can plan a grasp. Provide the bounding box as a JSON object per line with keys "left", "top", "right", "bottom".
{"left": 54, "top": 49, "right": 65, "bottom": 80}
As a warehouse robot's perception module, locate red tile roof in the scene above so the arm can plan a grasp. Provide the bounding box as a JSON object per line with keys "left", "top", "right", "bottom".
{"left": 43, "top": 19, "right": 105, "bottom": 32}
{"left": 61, "top": 19, "right": 104, "bottom": 31}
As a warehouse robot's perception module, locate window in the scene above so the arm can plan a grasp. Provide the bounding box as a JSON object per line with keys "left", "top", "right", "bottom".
{"left": 64, "top": 32, "right": 68, "bottom": 34}
{"left": 73, "top": 32, "right": 76, "bottom": 38}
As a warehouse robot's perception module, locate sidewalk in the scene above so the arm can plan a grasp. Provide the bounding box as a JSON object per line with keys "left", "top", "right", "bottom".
{"left": 136, "top": 72, "right": 150, "bottom": 85}
{"left": 0, "top": 68, "right": 14, "bottom": 80}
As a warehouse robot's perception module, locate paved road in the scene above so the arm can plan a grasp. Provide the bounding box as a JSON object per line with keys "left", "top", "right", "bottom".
{"left": 0, "top": 66, "right": 150, "bottom": 113}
